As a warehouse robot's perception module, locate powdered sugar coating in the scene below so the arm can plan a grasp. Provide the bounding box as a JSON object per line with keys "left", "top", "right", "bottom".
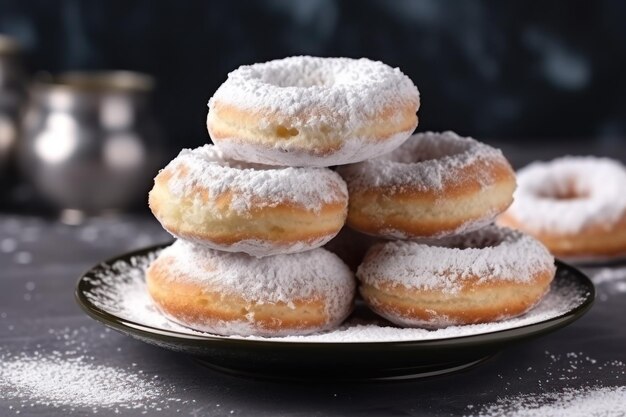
{"left": 378, "top": 210, "right": 499, "bottom": 241}
{"left": 338, "top": 131, "right": 509, "bottom": 193}
{"left": 155, "top": 240, "right": 355, "bottom": 319}
{"left": 178, "top": 235, "right": 332, "bottom": 258}
{"left": 208, "top": 56, "right": 419, "bottom": 166}
{"left": 210, "top": 55, "right": 419, "bottom": 128}
{"left": 505, "top": 156, "right": 626, "bottom": 234}
{"left": 162, "top": 144, "right": 348, "bottom": 214}
{"left": 213, "top": 128, "right": 414, "bottom": 167}
{"left": 357, "top": 226, "right": 555, "bottom": 294}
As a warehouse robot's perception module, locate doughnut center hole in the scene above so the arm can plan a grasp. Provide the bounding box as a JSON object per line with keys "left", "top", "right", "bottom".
{"left": 275, "top": 125, "right": 299, "bottom": 138}
{"left": 259, "top": 68, "right": 334, "bottom": 88}
{"left": 428, "top": 230, "right": 505, "bottom": 250}
{"left": 537, "top": 189, "right": 589, "bottom": 200}
{"left": 536, "top": 181, "right": 590, "bottom": 200}
{"left": 385, "top": 138, "right": 472, "bottom": 164}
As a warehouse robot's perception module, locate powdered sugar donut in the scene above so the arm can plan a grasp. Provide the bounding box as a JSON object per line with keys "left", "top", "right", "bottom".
{"left": 357, "top": 226, "right": 555, "bottom": 328}
{"left": 146, "top": 240, "right": 356, "bottom": 337}
{"left": 149, "top": 145, "right": 348, "bottom": 257}
{"left": 337, "top": 131, "right": 516, "bottom": 239}
{"left": 498, "top": 156, "right": 626, "bottom": 260}
{"left": 207, "top": 56, "right": 420, "bottom": 167}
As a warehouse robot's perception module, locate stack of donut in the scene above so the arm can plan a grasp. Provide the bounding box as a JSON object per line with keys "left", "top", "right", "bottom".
{"left": 337, "top": 132, "right": 555, "bottom": 328}
{"left": 146, "top": 56, "right": 556, "bottom": 336}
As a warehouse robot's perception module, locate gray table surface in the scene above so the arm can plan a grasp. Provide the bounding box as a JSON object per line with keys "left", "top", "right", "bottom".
{"left": 0, "top": 213, "right": 625, "bottom": 417}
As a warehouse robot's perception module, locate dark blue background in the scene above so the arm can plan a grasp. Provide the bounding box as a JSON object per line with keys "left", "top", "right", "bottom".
{"left": 1, "top": 0, "right": 625, "bottom": 149}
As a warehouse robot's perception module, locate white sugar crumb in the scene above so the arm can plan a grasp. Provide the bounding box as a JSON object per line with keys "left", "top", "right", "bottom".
{"left": 593, "top": 267, "right": 626, "bottom": 286}
{"left": 13, "top": 251, "right": 33, "bottom": 265}
{"left": 161, "top": 144, "right": 348, "bottom": 213}
{"left": 1, "top": 237, "right": 17, "bottom": 253}
{"left": 358, "top": 226, "right": 555, "bottom": 293}
{"left": 467, "top": 386, "right": 626, "bottom": 417}
{"left": 506, "top": 156, "right": 626, "bottom": 234}
{"left": 337, "top": 131, "right": 507, "bottom": 192}
{"left": 85, "top": 248, "right": 584, "bottom": 343}
{"left": 209, "top": 56, "right": 419, "bottom": 131}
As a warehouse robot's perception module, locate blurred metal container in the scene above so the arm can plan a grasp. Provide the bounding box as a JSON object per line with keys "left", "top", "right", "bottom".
{"left": 0, "top": 35, "right": 27, "bottom": 173}
{"left": 18, "top": 71, "right": 164, "bottom": 214}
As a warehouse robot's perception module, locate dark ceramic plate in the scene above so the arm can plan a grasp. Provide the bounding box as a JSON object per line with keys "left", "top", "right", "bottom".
{"left": 75, "top": 244, "right": 595, "bottom": 381}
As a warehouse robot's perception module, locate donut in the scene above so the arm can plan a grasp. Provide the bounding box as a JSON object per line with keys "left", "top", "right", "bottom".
{"left": 207, "top": 56, "right": 420, "bottom": 167}
{"left": 146, "top": 240, "right": 356, "bottom": 337}
{"left": 337, "top": 131, "right": 516, "bottom": 239}
{"left": 356, "top": 226, "right": 555, "bottom": 328}
{"left": 498, "top": 156, "right": 626, "bottom": 260}
{"left": 148, "top": 144, "right": 348, "bottom": 257}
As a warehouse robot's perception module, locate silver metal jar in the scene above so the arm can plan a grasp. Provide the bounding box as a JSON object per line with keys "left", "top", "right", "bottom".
{"left": 18, "top": 71, "right": 164, "bottom": 214}
{"left": 0, "top": 35, "right": 26, "bottom": 173}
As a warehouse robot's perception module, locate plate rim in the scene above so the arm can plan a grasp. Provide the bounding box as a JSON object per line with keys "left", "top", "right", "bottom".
{"left": 75, "top": 242, "right": 596, "bottom": 348}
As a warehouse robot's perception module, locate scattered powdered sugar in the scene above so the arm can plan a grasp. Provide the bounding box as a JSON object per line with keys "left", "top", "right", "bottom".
{"left": 465, "top": 351, "right": 626, "bottom": 416}
{"left": 160, "top": 144, "right": 348, "bottom": 213}
{"left": 358, "top": 226, "right": 556, "bottom": 293}
{"left": 593, "top": 267, "right": 626, "bottom": 286}
{"left": 149, "top": 240, "right": 355, "bottom": 315}
{"left": 209, "top": 56, "right": 419, "bottom": 131}
{"left": 539, "top": 351, "right": 624, "bottom": 386}
{"left": 466, "top": 386, "right": 626, "bottom": 417}
{"left": 0, "top": 355, "right": 166, "bottom": 411}
{"left": 592, "top": 266, "right": 626, "bottom": 301}
{"left": 82, "top": 246, "right": 586, "bottom": 343}
{"left": 337, "top": 131, "right": 510, "bottom": 193}
{"left": 505, "top": 156, "right": 626, "bottom": 234}
{"left": 0, "top": 327, "right": 188, "bottom": 414}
